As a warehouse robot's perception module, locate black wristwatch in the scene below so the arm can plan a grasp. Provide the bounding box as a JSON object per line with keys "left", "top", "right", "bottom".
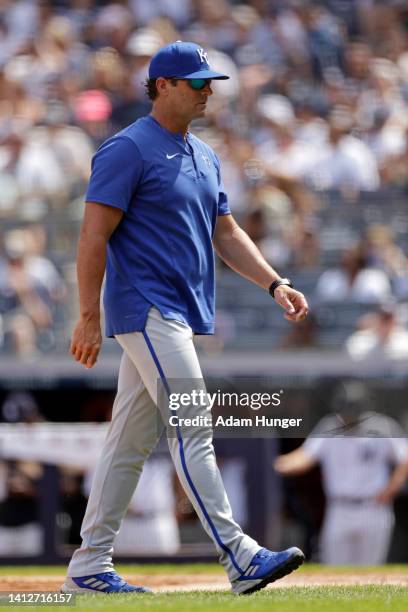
{"left": 269, "top": 278, "right": 294, "bottom": 299}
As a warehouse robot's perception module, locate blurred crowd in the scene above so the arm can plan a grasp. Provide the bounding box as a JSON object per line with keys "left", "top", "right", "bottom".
{"left": 1, "top": 0, "right": 408, "bottom": 356}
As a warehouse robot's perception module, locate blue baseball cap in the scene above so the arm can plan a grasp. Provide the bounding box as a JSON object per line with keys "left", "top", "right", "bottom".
{"left": 149, "top": 41, "right": 229, "bottom": 80}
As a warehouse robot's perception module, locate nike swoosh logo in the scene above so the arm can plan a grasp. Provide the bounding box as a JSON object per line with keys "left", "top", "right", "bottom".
{"left": 166, "top": 153, "right": 181, "bottom": 159}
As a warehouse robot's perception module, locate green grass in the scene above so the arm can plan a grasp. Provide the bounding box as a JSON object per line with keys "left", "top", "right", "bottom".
{"left": 0, "top": 563, "right": 406, "bottom": 576}
{"left": 2, "top": 586, "right": 408, "bottom": 612}
{"left": 0, "top": 565, "right": 406, "bottom": 611}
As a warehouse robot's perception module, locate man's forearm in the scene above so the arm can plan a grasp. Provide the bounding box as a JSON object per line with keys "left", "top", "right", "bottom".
{"left": 274, "top": 448, "right": 317, "bottom": 476}
{"left": 71, "top": 203, "right": 123, "bottom": 368}
{"left": 76, "top": 229, "right": 107, "bottom": 319}
{"left": 214, "top": 225, "right": 280, "bottom": 289}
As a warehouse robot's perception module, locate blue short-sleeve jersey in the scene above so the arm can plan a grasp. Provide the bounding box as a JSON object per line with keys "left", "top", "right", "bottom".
{"left": 85, "top": 115, "right": 231, "bottom": 337}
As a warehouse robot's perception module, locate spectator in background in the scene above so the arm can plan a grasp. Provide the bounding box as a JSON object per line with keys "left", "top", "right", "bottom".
{"left": 15, "top": 125, "right": 71, "bottom": 210}
{"left": 342, "top": 41, "right": 372, "bottom": 104}
{"left": 255, "top": 95, "right": 321, "bottom": 215}
{"left": 33, "top": 15, "right": 90, "bottom": 90}
{"left": 362, "top": 106, "right": 407, "bottom": 183}
{"left": 287, "top": 216, "right": 321, "bottom": 270}
{"left": 308, "top": 106, "right": 380, "bottom": 194}
{"left": 302, "top": 2, "right": 346, "bottom": 81}
{"left": 23, "top": 224, "right": 67, "bottom": 303}
{"left": 0, "top": 227, "right": 66, "bottom": 357}
{"left": 73, "top": 89, "right": 113, "bottom": 147}
{"left": 11, "top": 101, "right": 93, "bottom": 217}
{"left": 110, "top": 28, "right": 163, "bottom": 130}
{"left": 243, "top": 190, "right": 320, "bottom": 271}
{"left": 45, "top": 101, "right": 93, "bottom": 180}
{"left": 256, "top": 94, "right": 319, "bottom": 184}
{"left": 345, "top": 303, "right": 408, "bottom": 361}
{"left": 93, "top": 2, "right": 135, "bottom": 54}
{"left": 0, "top": 128, "right": 27, "bottom": 219}
{"left": 315, "top": 244, "right": 392, "bottom": 303}
{"left": 243, "top": 200, "right": 291, "bottom": 269}
{"left": 360, "top": 224, "right": 408, "bottom": 298}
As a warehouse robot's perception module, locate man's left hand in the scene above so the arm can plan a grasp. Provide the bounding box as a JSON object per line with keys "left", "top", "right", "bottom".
{"left": 274, "top": 286, "right": 309, "bottom": 322}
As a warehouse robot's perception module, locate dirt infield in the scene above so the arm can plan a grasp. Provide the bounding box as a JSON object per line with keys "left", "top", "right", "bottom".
{"left": 2, "top": 571, "right": 408, "bottom": 592}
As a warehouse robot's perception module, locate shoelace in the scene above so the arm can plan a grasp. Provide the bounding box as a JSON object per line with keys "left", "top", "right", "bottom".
{"left": 254, "top": 551, "right": 273, "bottom": 560}
{"left": 103, "top": 572, "right": 126, "bottom": 584}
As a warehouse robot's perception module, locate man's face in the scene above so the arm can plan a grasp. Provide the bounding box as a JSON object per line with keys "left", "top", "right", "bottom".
{"left": 157, "top": 78, "right": 213, "bottom": 122}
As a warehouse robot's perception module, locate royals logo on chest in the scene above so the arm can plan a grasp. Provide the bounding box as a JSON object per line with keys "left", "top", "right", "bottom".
{"left": 201, "top": 154, "right": 212, "bottom": 168}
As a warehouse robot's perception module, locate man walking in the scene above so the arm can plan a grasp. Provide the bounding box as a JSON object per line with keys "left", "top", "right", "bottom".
{"left": 62, "top": 41, "right": 308, "bottom": 596}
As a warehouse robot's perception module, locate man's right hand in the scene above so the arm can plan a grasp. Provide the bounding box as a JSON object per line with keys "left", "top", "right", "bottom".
{"left": 70, "top": 315, "right": 102, "bottom": 369}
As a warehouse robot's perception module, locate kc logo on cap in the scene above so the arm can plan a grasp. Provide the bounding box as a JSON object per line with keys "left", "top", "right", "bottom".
{"left": 196, "top": 48, "right": 209, "bottom": 63}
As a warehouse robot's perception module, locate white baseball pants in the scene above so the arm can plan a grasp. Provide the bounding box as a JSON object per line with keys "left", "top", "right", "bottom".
{"left": 68, "top": 307, "right": 259, "bottom": 581}
{"left": 320, "top": 501, "right": 394, "bottom": 565}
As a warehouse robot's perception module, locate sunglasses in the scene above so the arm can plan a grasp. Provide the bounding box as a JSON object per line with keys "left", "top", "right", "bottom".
{"left": 169, "top": 78, "right": 212, "bottom": 90}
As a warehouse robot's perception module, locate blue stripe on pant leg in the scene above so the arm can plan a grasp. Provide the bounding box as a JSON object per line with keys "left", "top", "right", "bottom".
{"left": 142, "top": 329, "right": 244, "bottom": 575}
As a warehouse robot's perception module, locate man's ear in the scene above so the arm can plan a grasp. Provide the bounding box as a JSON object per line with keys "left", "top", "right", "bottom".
{"left": 156, "top": 77, "right": 170, "bottom": 97}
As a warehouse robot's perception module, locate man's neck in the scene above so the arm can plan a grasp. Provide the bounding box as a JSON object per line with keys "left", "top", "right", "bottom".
{"left": 150, "top": 108, "right": 189, "bottom": 138}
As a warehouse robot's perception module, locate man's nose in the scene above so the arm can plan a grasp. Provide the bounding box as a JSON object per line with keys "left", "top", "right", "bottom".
{"left": 203, "top": 82, "right": 213, "bottom": 95}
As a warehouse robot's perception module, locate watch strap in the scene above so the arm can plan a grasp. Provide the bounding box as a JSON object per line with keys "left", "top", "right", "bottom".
{"left": 269, "top": 278, "right": 294, "bottom": 298}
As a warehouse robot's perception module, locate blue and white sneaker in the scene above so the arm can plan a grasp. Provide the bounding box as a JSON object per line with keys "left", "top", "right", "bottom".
{"left": 61, "top": 571, "right": 152, "bottom": 594}
{"left": 231, "top": 547, "right": 305, "bottom": 595}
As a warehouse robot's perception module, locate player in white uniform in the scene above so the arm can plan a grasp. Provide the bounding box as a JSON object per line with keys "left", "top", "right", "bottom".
{"left": 275, "top": 381, "right": 408, "bottom": 564}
